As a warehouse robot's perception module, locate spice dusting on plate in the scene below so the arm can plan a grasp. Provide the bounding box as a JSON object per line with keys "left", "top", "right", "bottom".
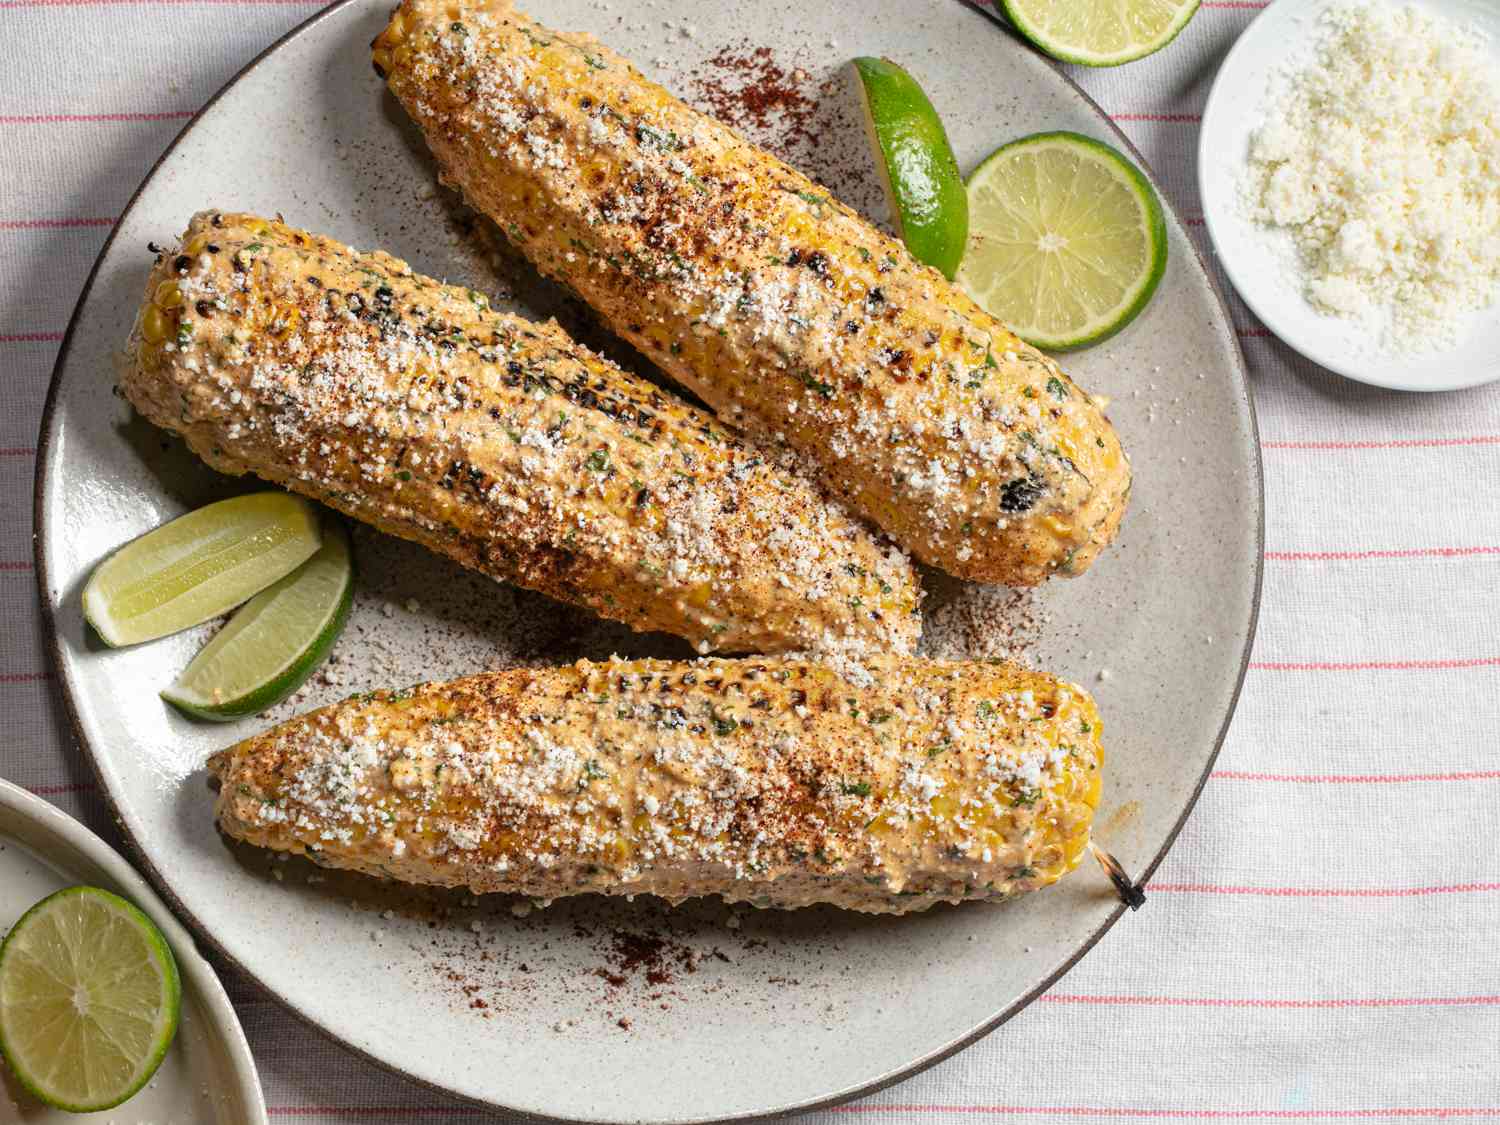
{"left": 685, "top": 41, "right": 891, "bottom": 227}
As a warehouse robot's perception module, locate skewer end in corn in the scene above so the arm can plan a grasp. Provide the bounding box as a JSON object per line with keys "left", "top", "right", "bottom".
{"left": 1089, "top": 840, "right": 1145, "bottom": 911}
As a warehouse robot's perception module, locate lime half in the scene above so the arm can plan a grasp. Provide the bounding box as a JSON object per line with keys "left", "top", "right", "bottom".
{"left": 1000, "top": 0, "right": 1200, "bottom": 67}
{"left": 163, "top": 521, "right": 353, "bottom": 721}
{"left": 0, "top": 886, "right": 181, "bottom": 1113}
{"left": 957, "top": 131, "right": 1167, "bottom": 352}
{"left": 851, "top": 57, "right": 969, "bottom": 280}
{"left": 83, "top": 492, "right": 323, "bottom": 648}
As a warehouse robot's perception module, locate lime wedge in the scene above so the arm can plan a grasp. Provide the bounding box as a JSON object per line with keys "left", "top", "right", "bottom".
{"left": 1000, "top": 0, "right": 1199, "bottom": 67}
{"left": 82, "top": 492, "right": 322, "bottom": 647}
{"left": 162, "top": 521, "right": 353, "bottom": 721}
{"left": 957, "top": 131, "right": 1167, "bottom": 352}
{"left": 0, "top": 886, "right": 181, "bottom": 1113}
{"left": 852, "top": 57, "right": 969, "bottom": 279}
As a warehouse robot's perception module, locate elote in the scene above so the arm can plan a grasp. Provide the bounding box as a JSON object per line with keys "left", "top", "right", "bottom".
{"left": 123, "top": 212, "right": 921, "bottom": 655}
{"left": 208, "top": 654, "right": 1105, "bottom": 914}
{"left": 374, "top": 0, "right": 1132, "bottom": 585}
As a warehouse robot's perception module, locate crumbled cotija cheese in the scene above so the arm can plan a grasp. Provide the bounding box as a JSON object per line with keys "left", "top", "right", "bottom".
{"left": 1241, "top": 2, "right": 1500, "bottom": 350}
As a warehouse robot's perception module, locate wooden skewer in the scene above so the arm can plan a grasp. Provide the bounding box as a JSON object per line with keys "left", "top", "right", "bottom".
{"left": 1089, "top": 840, "right": 1146, "bottom": 910}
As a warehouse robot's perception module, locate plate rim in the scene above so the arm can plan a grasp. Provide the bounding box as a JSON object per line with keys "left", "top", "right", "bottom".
{"left": 31, "top": 0, "right": 1265, "bottom": 1118}
{"left": 1197, "top": 0, "right": 1500, "bottom": 393}
{"left": 0, "top": 778, "right": 268, "bottom": 1125}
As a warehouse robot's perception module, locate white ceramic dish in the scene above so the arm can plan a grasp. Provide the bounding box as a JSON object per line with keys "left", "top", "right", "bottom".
{"left": 1198, "top": 0, "right": 1500, "bottom": 392}
{"left": 35, "top": 0, "right": 1262, "bottom": 1120}
{"left": 0, "top": 779, "right": 266, "bottom": 1124}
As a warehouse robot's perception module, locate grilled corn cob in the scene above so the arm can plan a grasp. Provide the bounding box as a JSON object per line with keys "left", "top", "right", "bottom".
{"left": 374, "top": 0, "right": 1132, "bottom": 585}
{"left": 208, "top": 654, "right": 1104, "bottom": 913}
{"left": 122, "top": 212, "right": 920, "bottom": 655}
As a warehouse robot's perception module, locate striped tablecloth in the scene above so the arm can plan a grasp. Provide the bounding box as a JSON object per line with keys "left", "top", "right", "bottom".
{"left": 4, "top": 1, "right": 1498, "bottom": 1120}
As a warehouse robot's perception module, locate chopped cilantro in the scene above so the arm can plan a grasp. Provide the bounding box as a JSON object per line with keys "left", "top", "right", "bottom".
{"left": 586, "top": 448, "right": 610, "bottom": 472}
{"left": 577, "top": 759, "right": 607, "bottom": 788}
{"left": 395, "top": 469, "right": 412, "bottom": 481}
{"left": 798, "top": 370, "right": 835, "bottom": 398}
{"left": 1047, "top": 375, "right": 1069, "bottom": 401}
{"left": 711, "top": 715, "right": 739, "bottom": 736}
{"left": 840, "top": 780, "right": 873, "bottom": 798}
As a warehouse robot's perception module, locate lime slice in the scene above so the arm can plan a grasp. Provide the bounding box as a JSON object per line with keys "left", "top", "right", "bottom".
{"left": 162, "top": 521, "right": 353, "bottom": 721}
{"left": 82, "top": 492, "right": 322, "bottom": 647}
{"left": 852, "top": 57, "right": 969, "bottom": 279}
{"left": 1000, "top": 0, "right": 1199, "bottom": 67}
{"left": 0, "top": 886, "right": 181, "bottom": 1113}
{"left": 957, "top": 131, "right": 1167, "bottom": 352}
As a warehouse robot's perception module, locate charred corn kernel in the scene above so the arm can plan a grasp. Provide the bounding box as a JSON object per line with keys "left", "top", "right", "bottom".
{"left": 208, "top": 654, "right": 1105, "bottom": 914}
{"left": 140, "top": 304, "right": 171, "bottom": 344}
{"left": 378, "top": 0, "right": 1133, "bottom": 585}
{"left": 123, "top": 211, "right": 921, "bottom": 656}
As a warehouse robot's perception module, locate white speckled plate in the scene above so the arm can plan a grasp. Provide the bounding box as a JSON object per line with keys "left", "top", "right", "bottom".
{"left": 1199, "top": 0, "right": 1500, "bottom": 392}
{"left": 0, "top": 780, "right": 266, "bottom": 1124}
{"left": 34, "top": 1, "right": 1262, "bottom": 1120}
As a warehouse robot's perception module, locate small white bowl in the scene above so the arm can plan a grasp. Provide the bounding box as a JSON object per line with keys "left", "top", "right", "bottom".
{"left": 0, "top": 780, "right": 267, "bottom": 1124}
{"left": 1198, "top": 0, "right": 1500, "bottom": 392}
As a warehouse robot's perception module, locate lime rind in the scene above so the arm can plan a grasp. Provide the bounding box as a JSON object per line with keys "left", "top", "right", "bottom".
{"left": 1000, "top": 0, "right": 1200, "bottom": 67}
{"left": 958, "top": 130, "right": 1167, "bottom": 352}
{"left": 162, "top": 521, "right": 353, "bottom": 721}
{"left": 0, "top": 886, "right": 180, "bottom": 1113}
{"left": 82, "top": 491, "right": 323, "bottom": 648}
{"left": 851, "top": 56, "right": 969, "bottom": 280}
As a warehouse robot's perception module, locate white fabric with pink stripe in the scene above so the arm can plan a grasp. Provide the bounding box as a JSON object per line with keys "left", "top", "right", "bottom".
{"left": 2, "top": 0, "right": 1497, "bottom": 1120}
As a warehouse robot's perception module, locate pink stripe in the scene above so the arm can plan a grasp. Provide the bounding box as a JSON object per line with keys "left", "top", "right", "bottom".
{"left": 26, "top": 782, "right": 96, "bottom": 796}
{"left": 1043, "top": 994, "right": 1500, "bottom": 1010}
{"left": 1265, "top": 547, "right": 1500, "bottom": 562}
{"left": 1202, "top": 1, "right": 1270, "bottom": 8}
{"left": 0, "top": 673, "right": 53, "bottom": 684}
{"left": 2, "top": 0, "right": 319, "bottom": 5}
{"left": 0, "top": 217, "right": 114, "bottom": 230}
{"left": 0, "top": 448, "right": 37, "bottom": 456}
{"left": 0, "top": 111, "right": 195, "bottom": 124}
{"left": 1238, "top": 327, "right": 1275, "bottom": 338}
{"left": 1215, "top": 769, "right": 1500, "bottom": 784}
{"left": 832, "top": 1107, "right": 1500, "bottom": 1119}
{"left": 1251, "top": 658, "right": 1500, "bottom": 672}
{"left": 0, "top": 562, "right": 35, "bottom": 571}
{"left": 1264, "top": 436, "right": 1500, "bottom": 450}
{"left": 268, "top": 1114, "right": 1496, "bottom": 1123}
{"left": 266, "top": 1115, "right": 502, "bottom": 1121}
{"left": 0, "top": 332, "right": 63, "bottom": 343}
{"left": 1111, "top": 113, "right": 1203, "bottom": 123}
{"left": 1151, "top": 882, "right": 1500, "bottom": 898}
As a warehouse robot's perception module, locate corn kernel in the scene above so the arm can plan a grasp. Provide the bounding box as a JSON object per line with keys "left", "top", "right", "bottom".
{"left": 141, "top": 305, "right": 170, "bottom": 344}
{"left": 154, "top": 281, "right": 183, "bottom": 308}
